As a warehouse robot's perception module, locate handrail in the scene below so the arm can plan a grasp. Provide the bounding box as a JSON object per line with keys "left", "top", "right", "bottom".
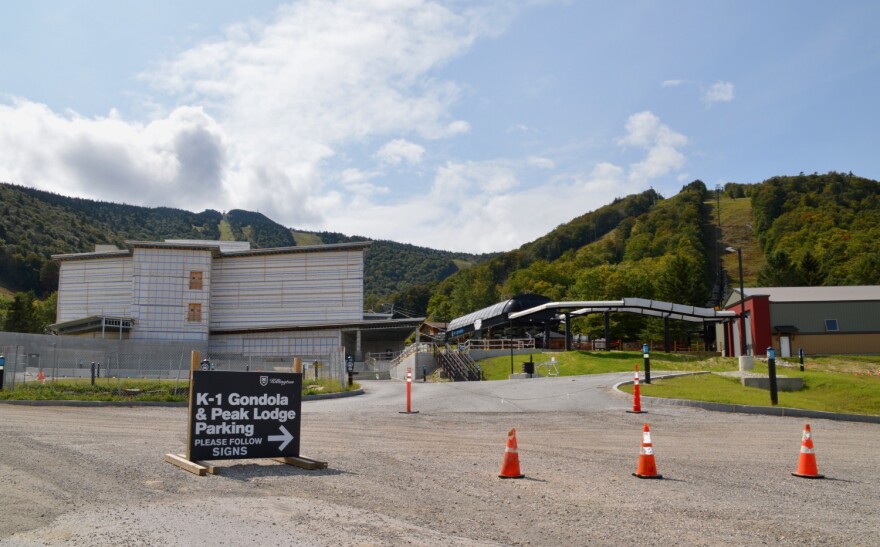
{"left": 388, "top": 342, "right": 434, "bottom": 367}
{"left": 459, "top": 338, "right": 536, "bottom": 352}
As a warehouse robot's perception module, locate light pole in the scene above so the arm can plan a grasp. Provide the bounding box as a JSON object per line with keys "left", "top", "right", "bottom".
{"left": 726, "top": 246, "right": 746, "bottom": 356}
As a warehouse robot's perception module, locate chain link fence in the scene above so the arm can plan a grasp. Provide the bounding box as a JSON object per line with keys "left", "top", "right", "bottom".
{"left": 0, "top": 332, "right": 347, "bottom": 391}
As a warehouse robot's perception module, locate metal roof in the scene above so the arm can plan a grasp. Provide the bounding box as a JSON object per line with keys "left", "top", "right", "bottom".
{"left": 210, "top": 317, "right": 423, "bottom": 336}
{"left": 447, "top": 294, "right": 552, "bottom": 332}
{"left": 49, "top": 315, "right": 134, "bottom": 335}
{"left": 509, "top": 298, "right": 736, "bottom": 323}
{"left": 53, "top": 240, "right": 372, "bottom": 261}
{"left": 725, "top": 286, "right": 880, "bottom": 307}
{"left": 52, "top": 250, "right": 132, "bottom": 262}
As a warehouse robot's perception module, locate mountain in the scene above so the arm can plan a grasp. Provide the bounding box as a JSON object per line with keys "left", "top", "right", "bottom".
{"left": 424, "top": 174, "right": 880, "bottom": 342}
{"left": 0, "top": 183, "right": 483, "bottom": 302}
{"left": 2, "top": 172, "right": 878, "bottom": 334}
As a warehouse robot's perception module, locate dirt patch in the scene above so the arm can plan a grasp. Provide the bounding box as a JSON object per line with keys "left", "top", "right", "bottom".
{"left": 1, "top": 380, "right": 878, "bottom": 545}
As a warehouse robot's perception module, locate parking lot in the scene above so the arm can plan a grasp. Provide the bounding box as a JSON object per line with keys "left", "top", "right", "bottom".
{"left": 2, "top": 375, "right": 878, "bottom": 545}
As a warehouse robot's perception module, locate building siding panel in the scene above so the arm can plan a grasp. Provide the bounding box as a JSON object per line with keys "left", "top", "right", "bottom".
{"left": 210, "top": 250, "right": 364, "bottom": 330}
{"left": 56, "top": 257, "right": 133, "bottom": 323}
{"left": 131, "top": 248, "right": 212, "bottom": 341}
{"left": 770, "top": 301, "right": 880, "bottom": 333}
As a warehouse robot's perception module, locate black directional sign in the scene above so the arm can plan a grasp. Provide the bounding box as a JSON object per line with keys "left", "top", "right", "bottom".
{"left": 188, "top": 371, "right": 302, "bottom": 461}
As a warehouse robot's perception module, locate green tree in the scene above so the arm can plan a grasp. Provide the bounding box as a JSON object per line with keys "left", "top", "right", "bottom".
{"left": 3, "top": 291, "right": 44, "bottom": 333}
{"left": 798, "top": 251, "right": 824, "bottom": 286}
{"left": 655, "top": 255, "right": 708, "bottom": 306}
{"left": 757, "top": 250, "right": 800, "bottom": 286}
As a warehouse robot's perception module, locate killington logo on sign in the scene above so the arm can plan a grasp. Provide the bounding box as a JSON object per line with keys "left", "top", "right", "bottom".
{"left": 188, "top": 371, "right": 302, "bottom": 461}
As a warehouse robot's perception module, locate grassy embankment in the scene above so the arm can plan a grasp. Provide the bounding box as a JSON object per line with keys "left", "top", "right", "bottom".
{"left": 0, "top": 377, "right": 358, "bottom": 402}
{"left": 477, "top": 350, "right": 880, "bottom": 416}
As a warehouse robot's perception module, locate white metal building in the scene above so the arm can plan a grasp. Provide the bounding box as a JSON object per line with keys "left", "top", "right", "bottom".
{"left": 50, "top": 240, "right": 418, "bottom": 361}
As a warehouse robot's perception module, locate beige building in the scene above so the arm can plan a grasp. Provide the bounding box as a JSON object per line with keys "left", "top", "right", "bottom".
{"left": 51, "top": 240, "right": 420, "bottom": 362}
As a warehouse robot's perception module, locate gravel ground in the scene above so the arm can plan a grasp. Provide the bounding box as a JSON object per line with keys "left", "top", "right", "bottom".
{"left": 1, "top": 375, "right": 878, "bottom": 546}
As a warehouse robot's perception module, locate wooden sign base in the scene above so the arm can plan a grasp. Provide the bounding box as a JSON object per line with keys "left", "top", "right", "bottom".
{"left": 272, "top": 455, "right": 328, "bottom": 470}
{"left": 164, "top": 452, "right": 327, "bottom": 475}
{"left": 164, "top": 453, "right": 219, "bottom": 476}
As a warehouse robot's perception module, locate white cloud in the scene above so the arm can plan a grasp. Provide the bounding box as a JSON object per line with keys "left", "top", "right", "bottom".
{"left": 617, "top": 111, "right": 688, "bottom": 184}
{"left": 0, "top": 2, "right": 697, "bottom": 254}
{"left": 661, "top": 79, "right": 684, "bottom": 87}
{"left": 704, "top": 81, "right": 735, "bottom": 104}
{"left": 145, "top": 0, "right": 500, "bottom": 222}
{"left": 1, "top": 1, "right": 511, "bottom": 225}
{"left": 0, "top": 98, "right": 228, "bottom": 210}
{"left": 527, "top": 156, "right": 555, "bottom": 169}
{"left": 329, "top": 156, "right": 630, "bottom": 253}
{"left": 376, "top": 139, "right": 425, "bottom": 165}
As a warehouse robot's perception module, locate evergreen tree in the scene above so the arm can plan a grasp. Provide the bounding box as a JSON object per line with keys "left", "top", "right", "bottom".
{"left": 798, "top": 251, "right": 825, "bottom": 286}
{"left": 757, "top": 250, "right": 800, "bottom": 286}
{"left": 3, "top": 291, "right": 44, "bottom": 333}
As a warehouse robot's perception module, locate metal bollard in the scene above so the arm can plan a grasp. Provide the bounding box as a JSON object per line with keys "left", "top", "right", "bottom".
{"left": 798, "top": 348, "right": 805, "bottom": 372}
{"left": 90, "top": 362, "right": 96, "bottom": 386}
{"left": 767, "top": 347, "right": 778, "bottom": 406}
{"left": 642, "top": 343, "right": 651, "bottom": 384}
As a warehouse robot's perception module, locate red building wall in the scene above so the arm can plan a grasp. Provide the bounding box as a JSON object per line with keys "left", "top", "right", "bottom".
{"left": 725, "top": 295, "right": 772, "bottom": 356}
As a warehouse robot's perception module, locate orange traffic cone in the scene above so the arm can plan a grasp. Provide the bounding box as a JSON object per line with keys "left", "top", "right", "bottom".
{"left": 627, "top": 365, "right": 645, "bottom": 413}
{"left": 633, "top": 423, "right": 663, "bottom": 479}
{"left": 498, "top": 428, "right": 525, "bottom": 479}
{"left": 792, "top": 424, "right": 824, "bottom": 479}
{"left": 38, "top": 369, "right": 45, "bottom": 382}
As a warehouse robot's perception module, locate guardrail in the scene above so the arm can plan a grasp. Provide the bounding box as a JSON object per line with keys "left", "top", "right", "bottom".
{"left": 459, "top": 339, "right": 536, "bottom": 352}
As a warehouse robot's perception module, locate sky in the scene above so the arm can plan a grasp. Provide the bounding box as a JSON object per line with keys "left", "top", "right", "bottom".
{"left": 1, "top": 1, "right": 878, "bottom": 254}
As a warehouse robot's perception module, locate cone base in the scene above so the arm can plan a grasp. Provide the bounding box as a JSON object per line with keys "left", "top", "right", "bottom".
{"left": 499, "top": 474, "right": 525, "bottom": 479}
{"left": 398, "top": 411, "right": 420, "bottom": 414}
{"left": 632, "top": 473, "right": 663, "bottom": 479}
{"left": 626, "top": 410, "right": 646, "bottom": 414}
{"left": 791, "top": 472, "right": 824, "bottom": 479}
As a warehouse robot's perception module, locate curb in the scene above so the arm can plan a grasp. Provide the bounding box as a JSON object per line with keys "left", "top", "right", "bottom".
{"left": 612, "top": 373, "right": 880, "bottom": 424}
{"left": 0, "top": 389, "right": 365, "bottom": 408}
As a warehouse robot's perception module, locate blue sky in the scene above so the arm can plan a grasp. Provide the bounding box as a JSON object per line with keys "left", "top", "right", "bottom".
{"left": 1, "top": 1, "right": 878, "bottom": 253}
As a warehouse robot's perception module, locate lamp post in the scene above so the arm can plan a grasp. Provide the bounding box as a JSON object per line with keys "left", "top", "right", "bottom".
{"left": 726, "top": 246, "right": 746, "bottom": 357}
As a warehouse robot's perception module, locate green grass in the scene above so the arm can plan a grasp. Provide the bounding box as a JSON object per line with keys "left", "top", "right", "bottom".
{"left": 0, "top": 377, "right": 359, "bottom": 402}
{"left": 477, "top": 350, "right": 726, "bottom": 381}
{"left": 218, "top": 220, "right": 236, "bottom": 241}
{"left": 291, "top": 230, "right": 323, "bottom": 246}
{"left": 714, "top": 196, "right": 764, "bottom": 284}
{"left": 620, "top": 369, "right": 880, "bottom": 416}
{"left": 478, "top": 351, "right": 880, "bottom": 416}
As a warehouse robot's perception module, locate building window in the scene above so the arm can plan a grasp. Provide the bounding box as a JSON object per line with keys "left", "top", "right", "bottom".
{"left": 824, "top": 319, "right": 839, "bottom": 332}
{"left": 189, "top": 271, "right": 203, "bottom": 290}
{"left": 188, "top": 303, "right": 202, "bottom": 322}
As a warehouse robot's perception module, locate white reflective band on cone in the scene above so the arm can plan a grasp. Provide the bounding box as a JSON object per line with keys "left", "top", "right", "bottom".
{"left": 800, "top": 446, "right": 815, "bottom": 454}
{"left": 641, "top": 447, "right": 654, "bottom": 455}
{"left": 505, "top": 448, "right": 519, "bottom": 454}
{"left": 643, "top": 432, "right": 652, "bottom": 444}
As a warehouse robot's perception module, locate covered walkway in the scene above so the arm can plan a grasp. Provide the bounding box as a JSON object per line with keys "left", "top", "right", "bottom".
{"left": 447, "top": 296, "right": 737, "bottom": 352}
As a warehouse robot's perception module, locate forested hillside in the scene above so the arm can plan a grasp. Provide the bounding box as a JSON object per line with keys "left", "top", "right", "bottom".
{"left": 752, "top": 172, "right": 880, "bottom": 286}
{"left": 425, "top": 182, "right": 713, "bottom": 341}
{"left": 0, "top": 183, "right": 483, "bottom": 303}
{"left": 2, "top": 172, "right": 878, "bottom": 337}
{"left": 422, "top": 173, "right": 879, "bottom": 343}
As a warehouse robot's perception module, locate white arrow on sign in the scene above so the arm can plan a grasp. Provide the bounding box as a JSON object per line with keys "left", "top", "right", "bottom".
{"left": 268, "top": 425, "right": 293, "bottom": 451}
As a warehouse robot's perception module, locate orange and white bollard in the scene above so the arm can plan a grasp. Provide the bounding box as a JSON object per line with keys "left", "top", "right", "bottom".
{"left": 399, "top": 368, "right": 419, "bottom": 414}
{"left": 627, "top": 365, "right": 645, "bottom": 414}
